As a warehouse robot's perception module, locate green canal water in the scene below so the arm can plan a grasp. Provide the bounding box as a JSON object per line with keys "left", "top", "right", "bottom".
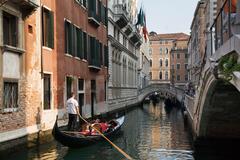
{"left": 1, "top": 101, "right": 195, "bottom": 160}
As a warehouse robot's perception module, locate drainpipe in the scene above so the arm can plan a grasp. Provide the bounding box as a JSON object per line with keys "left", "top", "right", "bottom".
{"left": 40, "top": 0, "right": 43, "bottom": 79}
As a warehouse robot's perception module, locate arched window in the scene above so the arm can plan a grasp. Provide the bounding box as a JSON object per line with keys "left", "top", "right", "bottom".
{"left": 159, "top": 72, "right": 162, "bottom": 80}
{"left": 165, "top": 48, "right": 168, "bottom": 54}
{"left": 165, "top": 71, "right": 168, "bottom": 80}
{"left": 160, "top": 59, "right": 162, "bottom": 67}
{"left": 165, "top": 59, "right": 168, "bottom": 67}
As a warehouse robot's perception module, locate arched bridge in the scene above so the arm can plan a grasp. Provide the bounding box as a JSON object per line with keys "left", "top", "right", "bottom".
{"left": 137, "top": 83, "right": 185, "bottom": 103}
{"left": 184, "top": 17, "right": 240, "bottom": 141}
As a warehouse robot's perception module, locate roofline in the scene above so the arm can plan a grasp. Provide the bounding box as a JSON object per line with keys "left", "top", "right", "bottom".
{"left": 190, "top": 0, "right": 205, "bottom": 29}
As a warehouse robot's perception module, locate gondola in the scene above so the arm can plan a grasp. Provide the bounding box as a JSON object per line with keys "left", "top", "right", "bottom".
{"left": 52, "top": 116, "right": 125, "bottom": 148}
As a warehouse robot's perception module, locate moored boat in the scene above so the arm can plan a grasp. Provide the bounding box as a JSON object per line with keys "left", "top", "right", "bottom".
{"left": 52, "top": 116, "right": 125, "bottom": 148}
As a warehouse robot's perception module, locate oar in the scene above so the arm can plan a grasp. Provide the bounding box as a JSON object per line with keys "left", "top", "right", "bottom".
{"left": 78, "top": 114, "right": 133, "bottom": 160}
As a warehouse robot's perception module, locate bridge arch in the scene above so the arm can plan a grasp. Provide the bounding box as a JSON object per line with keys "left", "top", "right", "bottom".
{"left": 196, "top": 76, "right": 240, "bottom": 139}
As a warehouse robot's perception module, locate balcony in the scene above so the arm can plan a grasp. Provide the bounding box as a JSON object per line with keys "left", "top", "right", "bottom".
{"left": 124, "top": 25, "right": 133, "bottom": 36}
{"left": 88, "top": 11, "right": 101, "bottom": 27}
{"left": 130, "top": 31, "right": 142, "bottom": 44}
{"left": 114, "top": 4, "right": 129, "bottom": 28}
{"left": 88, "top": 58, "right": 101, "bottom": 71}
{"left": 210, "top": 0, "right": 240, "bottom": 57}
{"left": 8, "top": 0, "right": 39, "bottom": 18}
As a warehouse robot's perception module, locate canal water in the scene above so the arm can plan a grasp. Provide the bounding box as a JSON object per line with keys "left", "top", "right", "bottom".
{"left": 1, "top": 100, "right": 195, "bottom": 160}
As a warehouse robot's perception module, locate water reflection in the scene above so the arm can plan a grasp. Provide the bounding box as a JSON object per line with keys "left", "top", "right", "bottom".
{"left": 1, "top": 100, "right": 194, "bottom": 160}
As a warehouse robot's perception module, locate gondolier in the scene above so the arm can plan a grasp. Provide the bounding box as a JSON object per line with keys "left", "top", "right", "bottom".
{"left": 66, "top": 92, "right": 80, "bottom": 131}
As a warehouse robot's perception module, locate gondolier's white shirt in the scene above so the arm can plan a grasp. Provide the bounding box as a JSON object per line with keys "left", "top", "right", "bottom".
{"left": 66, "top": 97, "right": 79, "bottom": 114}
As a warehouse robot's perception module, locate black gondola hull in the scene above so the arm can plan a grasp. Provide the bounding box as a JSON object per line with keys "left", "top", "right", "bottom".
{"left": 52, "top": 116, "right": 124, "bottom": 148}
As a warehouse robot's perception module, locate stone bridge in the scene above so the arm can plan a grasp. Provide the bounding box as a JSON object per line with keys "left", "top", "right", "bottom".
{"left": 137, "top": 83, "right": 185, "bottom": 103}
{"left": 184, "top": 4, "right": 240, "bottom": 142}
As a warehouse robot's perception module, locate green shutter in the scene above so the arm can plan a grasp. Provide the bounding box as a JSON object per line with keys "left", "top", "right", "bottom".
{"left": 80, "top": 29, "right": 83, "bottom": 59}
{"left": 105, "top": 6, "right": 107, "bottom": 26}
{"left": 76, "top": 28, "right": 81, "bottom": 58}
{"left": 64, "top": 21, "right": 69, "bottom": 53}
{"left": 49, "top": 11, "right": 54, "bottom": 48}
{"left": 100, "top": 43, "right": 103, "bottom": 65}
{"left": 69, "top": 23, "right": 73, "bottom": 56}
{"left": 83, "top": 0, "right": 87, "bottom": 8}
{"left": 83, "top": 32, "right": 87, "bottom": 60}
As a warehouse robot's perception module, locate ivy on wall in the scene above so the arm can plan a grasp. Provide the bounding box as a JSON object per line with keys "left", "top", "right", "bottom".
{"left": 218, "top": 53, "right": 240, "bottom": 81}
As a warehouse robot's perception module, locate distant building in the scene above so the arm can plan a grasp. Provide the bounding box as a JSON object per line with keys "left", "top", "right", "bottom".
{"left": 149, "top": 33, "right": 189, "bottom": 86}
{"left": 138, "top": 34, "right": 151, "bottom": 89}
{"left": 170, "top": 37, "right": 189, "bottom": 87}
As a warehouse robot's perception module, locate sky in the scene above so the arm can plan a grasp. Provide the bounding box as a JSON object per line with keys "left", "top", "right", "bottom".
{"left": 137, "top": 0, "right": 200, "bottom": 35}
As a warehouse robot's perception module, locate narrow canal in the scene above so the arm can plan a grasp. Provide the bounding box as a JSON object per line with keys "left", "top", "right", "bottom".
{"left": 2, "top": 100, "right": 195, "bottom": 160}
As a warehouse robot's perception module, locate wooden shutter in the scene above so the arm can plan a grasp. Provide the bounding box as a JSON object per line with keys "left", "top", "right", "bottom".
{"left": 49, "top": 11, "right": 54, "bottom": 48}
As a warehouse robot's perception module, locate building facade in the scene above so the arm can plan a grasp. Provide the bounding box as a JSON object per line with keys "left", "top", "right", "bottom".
{"left": 107, "top": 0, "right": 141, "bottom": 111}
{"left": 138, "top": 36, "right": 150, "bottom": 89}
{"left": 0, "top": 0, "right": 108, "bottom": 150}
{"left": 170, "top": 38, "right": 189, "bottom": 87}
{"left": 188, "top": 0, "right": 206, "bottom": 88}
{"left": 54, "top": 0, "right": 108, "bottom": 119}
{"left": 149, "top": 32, "right": 189, "bottom": 85}
{"left": 0, "top": 0, "right": 40, "bottom": 150}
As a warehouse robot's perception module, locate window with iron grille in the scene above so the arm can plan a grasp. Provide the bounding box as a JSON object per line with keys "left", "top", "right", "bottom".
{"left": 3, "top": 81, "right": 18, "bottom": 109}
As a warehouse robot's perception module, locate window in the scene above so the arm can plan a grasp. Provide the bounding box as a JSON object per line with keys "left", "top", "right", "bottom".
{"left": 185, "top": 64, "right": 188, "bottom": 70}
{"left": 91, "top": 80, "right": 96, "bottom": 91}
{"left": 160, "top": 48, "right": 162, "bottom": 54}
{"left": 165, "top": 48, "right": 168, "bottom": 54}
{"left": 43, "top": 74, "right": 51, "bottom": 110}
{"left": 150, "top": 59, "right": 152, "bottom": 67}
{"left": 3, "top": 82, "right": 18, "bottom": 109}
{"left": 177, "top": 64, "right": 180, "bottom": 69}
{"left": 165, "top": 59, "right": 168, "bottom": 67}
{"left": 66, "top": 77, "right": 73, "bottom": 99}
{"left": 159, "top": 72, "right": 162, "bottom": 80}
{"left": 177, "top": 75, "right": 180, "bottom": 81}
{"left": 42, "top": 7, "right": 54, "bottom": 48}
{"left": 78, "top": 79, "right": 85, "bottom": 115}
{"left": 185, "top": 75, "right": 188, "bottom": 81}
{"left": 149, "top": 72, "right": 152, "bottom": 80}
{"left": 3, "top": 12, "right": 18, "bottom": 47}
{"left": 76, "top": 28, "right": 83, "bottom": 59}
{"left": 185, "top": 53, "right": 188, "bottom": 59}
{"left": 165, "top": 71, "right": 168, "bottom": 80}
{"left": 65, "top": 21, "right": 72, "bottom": 55}
{"left": 177, "top": 53, "right": 180, "bottom": 59}
{"left": 160, "top": 59, "right": 162, "bottom": 67}
{"left": 171, "top": 64, "right": 174, "bottom": 70}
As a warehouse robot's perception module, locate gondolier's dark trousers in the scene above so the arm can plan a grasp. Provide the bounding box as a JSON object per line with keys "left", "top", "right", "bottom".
{"left": 68, "top": 114, "right": 77, "bottom": 131}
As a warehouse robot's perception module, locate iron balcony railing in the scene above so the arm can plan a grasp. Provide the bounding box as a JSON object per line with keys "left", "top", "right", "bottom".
{"left": 210, "top": 0, "right": 238, "bottom": 55}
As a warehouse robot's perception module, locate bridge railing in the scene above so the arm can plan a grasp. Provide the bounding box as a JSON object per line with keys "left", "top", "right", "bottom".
{"left": 184, "top": 94, "right": 195, "bottom": 120}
